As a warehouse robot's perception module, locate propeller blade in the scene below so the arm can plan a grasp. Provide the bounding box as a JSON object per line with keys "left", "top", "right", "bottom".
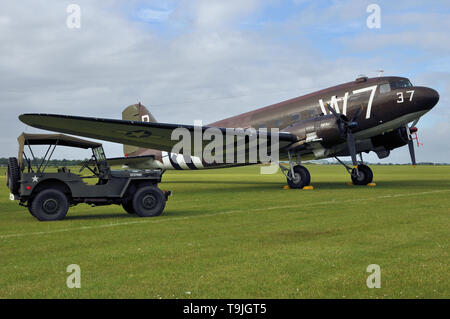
{"left": 405, "top": 125, "right": 417, "bottom": 167}
{"left": 346, "top": 131, "right": 358, "bottom": 167}
{"left": 408, "top": 139, "right": 416, "bottom": 166}
{"left": 351, "top": 107, "right": 362, "bottom": 123}
{"left": 326, "top": 103, "right": 340, "bottom": 119}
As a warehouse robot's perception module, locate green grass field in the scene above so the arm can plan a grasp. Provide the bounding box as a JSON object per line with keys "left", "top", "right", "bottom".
{"left": 0, "top": 165, "right": 448, "bottom": 299}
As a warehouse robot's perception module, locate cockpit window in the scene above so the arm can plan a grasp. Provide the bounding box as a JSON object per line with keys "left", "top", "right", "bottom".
{"left": 379, "top": 83, "right": 391, "bottom": 94}
{"left": 390, "top": 79, "right": 413, "bottom": 90}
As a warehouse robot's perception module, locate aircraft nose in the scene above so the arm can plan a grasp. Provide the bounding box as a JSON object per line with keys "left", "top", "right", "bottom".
{"left": 415, "top": 87, "right": 439, "bottom": 110}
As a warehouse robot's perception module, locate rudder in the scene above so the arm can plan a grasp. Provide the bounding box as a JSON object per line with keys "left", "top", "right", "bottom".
{"left": 122, "top": 103, "right": 157, "bottom": 156}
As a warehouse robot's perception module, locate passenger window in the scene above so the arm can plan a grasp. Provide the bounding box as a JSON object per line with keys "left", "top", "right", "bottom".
{"left": 274, "top": 119, "right": 283, "bottom": 128}
{"left": 310, "top": 109, "right": 318, "bottom": 117}
{"left": 379, "top": 83, "right": 391, "bottom": 94}
{"left": 290, "top": 113, "right": 300, "bottom": 122}
{"left": 300, "top": 110, "right": 311, "bottom": 120}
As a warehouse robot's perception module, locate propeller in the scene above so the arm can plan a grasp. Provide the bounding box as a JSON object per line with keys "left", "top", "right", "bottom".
{"left": 327, "top": 104, "right": 362, "bottom": 167}
{"left": 406, "top": 125, "right": 418, "bottom": 167}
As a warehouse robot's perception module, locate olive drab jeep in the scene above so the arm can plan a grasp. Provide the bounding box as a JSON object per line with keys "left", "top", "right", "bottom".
{"left": 6, "top": 133, "right": 171, "bottom": 221}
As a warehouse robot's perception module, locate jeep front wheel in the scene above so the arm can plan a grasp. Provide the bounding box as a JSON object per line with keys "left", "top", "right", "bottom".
{"left": 30, "top": 189, "right": 69, "bottom": 221}
{"left": 132, "top": 186, "right": 166, "bottom": 217}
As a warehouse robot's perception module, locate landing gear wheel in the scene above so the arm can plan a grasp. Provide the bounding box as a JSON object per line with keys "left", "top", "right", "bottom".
{"left": 7, "top": 157, "right": 20, "bottom": 194}
{"left": 287, "top": 165, "right": 311, "bottom": 189}
{"left": 132, "top": 186, "right": 166, "bottom": 217}
{"left": 351, "top": 164, "right": 373, "bottom": 185}
{"left": 122, "top": 201, "right": 136, "bottom": 215}
{"left": 30, "top": 189, "right": 69, "bottom": 221}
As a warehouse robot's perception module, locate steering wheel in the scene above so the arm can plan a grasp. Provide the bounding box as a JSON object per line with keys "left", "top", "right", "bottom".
{"left": 78, "top": 156, "right": 98, "bottom": 175}
{"left": 78, "top": 160, "right": 89, "bottom": 173}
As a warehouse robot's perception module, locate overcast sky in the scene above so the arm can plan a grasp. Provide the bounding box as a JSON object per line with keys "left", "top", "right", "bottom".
{"left": 0, "top": 0, "right": 449, "bottom": 163}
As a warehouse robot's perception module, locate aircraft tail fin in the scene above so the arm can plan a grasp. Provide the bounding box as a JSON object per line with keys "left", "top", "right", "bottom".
{"left": 122, "top": 103, "right": 157, "bottom": 156}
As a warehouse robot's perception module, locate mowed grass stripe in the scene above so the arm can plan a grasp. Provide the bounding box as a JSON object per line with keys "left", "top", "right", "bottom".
{"left": 0, "top": 189, "right": 448, "bottom": 239}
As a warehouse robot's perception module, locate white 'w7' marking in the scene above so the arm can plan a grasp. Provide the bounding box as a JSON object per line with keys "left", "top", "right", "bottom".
{"left": 319, "top": 85, "right": 377, "bottom": 119}
{"left": 352, "top": 85, "right": 377, "bottom": 119}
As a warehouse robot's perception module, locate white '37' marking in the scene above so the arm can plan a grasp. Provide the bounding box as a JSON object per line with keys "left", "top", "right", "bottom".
{"left": 397, "top": 90, "right": 415, "bottom": 104}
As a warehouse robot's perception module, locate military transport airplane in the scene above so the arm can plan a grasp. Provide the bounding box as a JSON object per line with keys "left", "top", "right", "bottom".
{"left": 19, "top": 75, "right": 439, "bottom": 189}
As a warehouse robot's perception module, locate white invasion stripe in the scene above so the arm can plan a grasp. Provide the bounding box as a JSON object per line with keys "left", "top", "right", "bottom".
{"left": 0, "top": 189, "right": 448, "bottom": 240}
{"left": 175, "top": 153, "right": 189, "bottom": 169}
{"left": 161, "top": 151, "right": 174, "bottom": 169}
{"left": 192, "top": 156, "right": 204, "bottom": 169}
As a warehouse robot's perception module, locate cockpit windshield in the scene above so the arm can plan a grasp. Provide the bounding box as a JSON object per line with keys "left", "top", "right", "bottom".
{"left": 390, "top": 79, "right": 413, "bottom": 90}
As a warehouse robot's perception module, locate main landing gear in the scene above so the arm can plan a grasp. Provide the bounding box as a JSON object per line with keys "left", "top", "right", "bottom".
{"left": 280, "top": 151, "right": 311, "bottom": 189}
{"left": 335, "top": 154, "right": 373, "bottom": 186}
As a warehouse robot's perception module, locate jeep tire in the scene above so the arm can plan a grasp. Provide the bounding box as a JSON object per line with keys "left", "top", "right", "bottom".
{"left": 7, "top": 157, "right": 20, "bottom": 194}
{"left": 132, "top": 186, "right": 166, "bottom": 217}
{"left": 30, "top": 189, "right": 69, "bottom": 221}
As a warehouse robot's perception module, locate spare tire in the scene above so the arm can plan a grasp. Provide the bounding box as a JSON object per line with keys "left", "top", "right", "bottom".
{"left": 7, "top": 157, "right": 20, "bottom": 194}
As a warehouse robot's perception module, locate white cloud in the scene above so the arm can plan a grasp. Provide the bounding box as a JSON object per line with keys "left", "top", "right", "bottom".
{"left": 0, "top": 0, "right": 448, "bottom": 163}
{"left": 137, "top": 8, "right": 172, "bottom": 22}
{"left": 176, "top": 0, "right": 260, "bottom": 29}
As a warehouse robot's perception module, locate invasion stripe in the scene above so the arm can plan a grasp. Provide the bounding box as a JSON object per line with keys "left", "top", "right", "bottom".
{"left": 184, "top": 155, "right": 198, "bottom": 170}
{"left": 168, "top": 152, "right": 183, "bottom": 170}
{"left": 161, "top": 151, "right": 173, "bottom": 169}
{"left": 192, "top": 155, "right": 204, "bottom": 169}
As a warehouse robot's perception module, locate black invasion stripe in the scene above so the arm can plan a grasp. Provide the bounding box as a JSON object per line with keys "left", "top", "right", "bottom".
{"left": 168, "top": 152, "right": 183, "bottom": 170}
{"left": 183, "top": 155, "right": 198, "bottom": 170}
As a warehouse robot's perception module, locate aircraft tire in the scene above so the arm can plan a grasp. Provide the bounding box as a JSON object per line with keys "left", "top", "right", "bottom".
{"left": 132, "top": 186, "right": 166, "bottom": 217}
{"left": 7, "top": 157, "right": 20, "bottom": 195}
{"left": 30, "top": 189, "right": 69, "bottom": 221}
{"left": 122, "top": 201, "right": 136, "bottom": 215}
{"left": 287, "top": 165, "right": 311, "bottom": 189}
{"left": 351, "top": 164, "right": 373, "bottom": 185}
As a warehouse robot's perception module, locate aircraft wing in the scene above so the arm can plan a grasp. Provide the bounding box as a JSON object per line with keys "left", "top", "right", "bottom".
{"left": 19, "top": 113, "right": 298, "bottom": 154}
{"left": 106, "top": 155, "right": 155, "bottom": 167}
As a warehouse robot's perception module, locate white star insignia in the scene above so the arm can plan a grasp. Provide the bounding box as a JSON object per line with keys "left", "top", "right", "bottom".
{"left": 32, "top": 175, "right": 39, "bottom": 183}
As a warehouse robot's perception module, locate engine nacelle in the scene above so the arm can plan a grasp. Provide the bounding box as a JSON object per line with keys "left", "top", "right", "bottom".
{"left": 371, "top": 127, "right": 409, "bottom": 150}
{"left": 282, "top": 114, "right": 344, "bottom": 147}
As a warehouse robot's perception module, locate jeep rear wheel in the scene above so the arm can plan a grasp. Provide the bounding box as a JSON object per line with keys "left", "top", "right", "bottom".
{"left": 30, "top": 189, "right": 69, "bottom": 221}
{"left": 132, "top": 186, "right": 166, "bottom": 217}
{"left": 27, "top": 204, "right": 36, "bottom": 218}
{"left": 7, "top": 157, "right": 20, "bottom": 194}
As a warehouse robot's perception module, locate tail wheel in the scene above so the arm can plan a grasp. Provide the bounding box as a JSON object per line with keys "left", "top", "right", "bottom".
{"left": 351, "top": 164, "right": 373, "bottom": 185}
{"left": 30, "top": 189, "right": 69, "bottom": 221}
{"left": 7, "top": 157, "right": 20, "bottom": 194}
{"left": 132, "top": 185, "right": 166, "bottom": 217}
{"left": 287, "top": 165, "right": 311, "bottom": 189}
